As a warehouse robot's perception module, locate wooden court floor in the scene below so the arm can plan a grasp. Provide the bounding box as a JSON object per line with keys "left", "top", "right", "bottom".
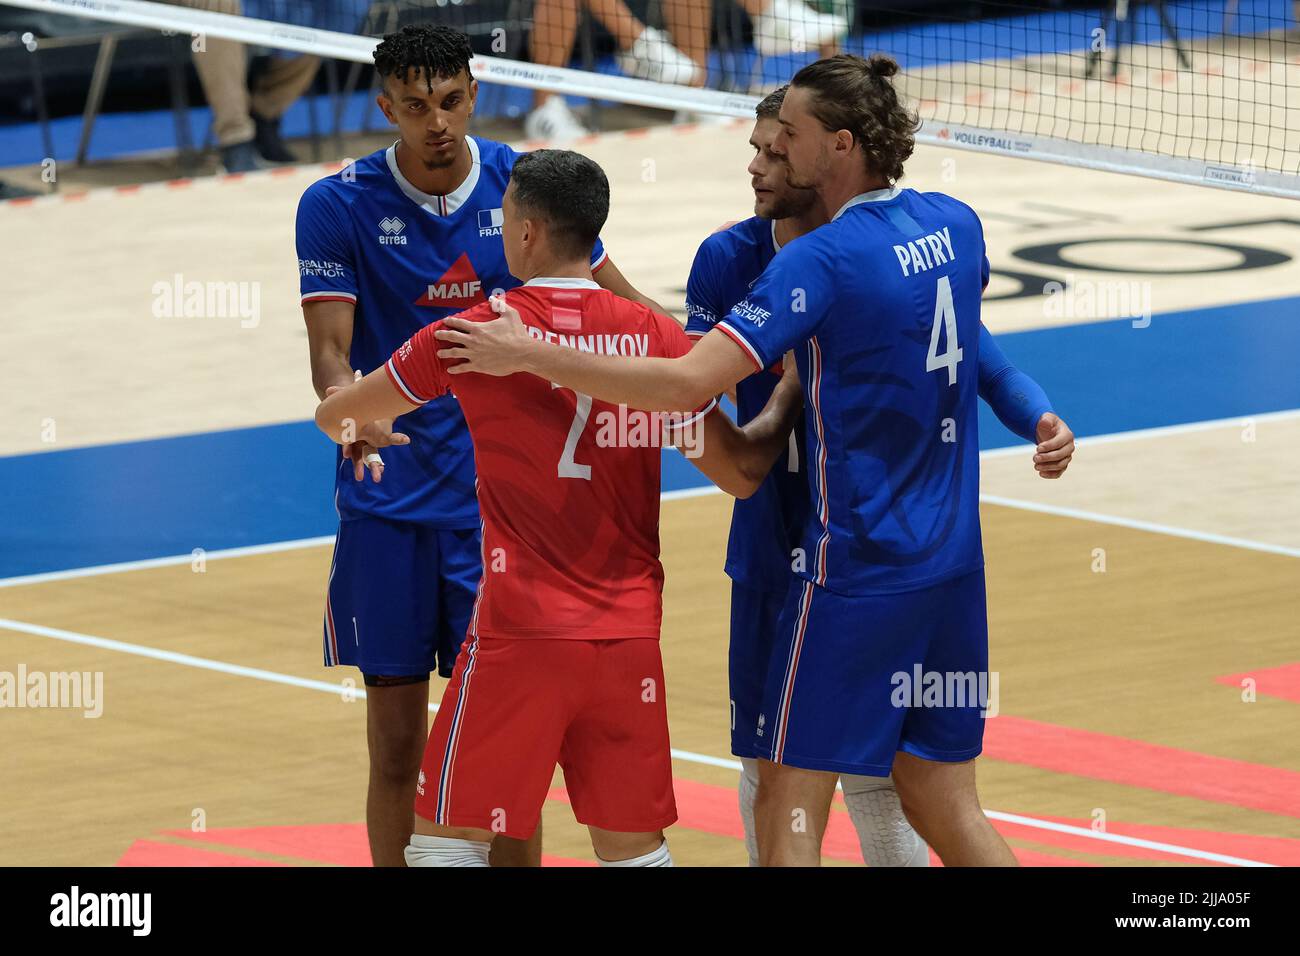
{"left": 3, "top": 119, "right": 1299, "bottom": 866}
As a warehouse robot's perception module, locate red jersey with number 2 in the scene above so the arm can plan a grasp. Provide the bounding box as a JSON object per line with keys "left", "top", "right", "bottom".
{"left": 386, "top": 278, "right": 714, "bottom": 641}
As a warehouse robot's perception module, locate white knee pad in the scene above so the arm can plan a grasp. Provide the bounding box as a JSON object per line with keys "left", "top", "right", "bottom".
{"left": 738, "top": 756, "right": 761, "bottom": 867}
{"left": 404, "top": 833, "right": 491, "bottom": 867}
{"left": 840, "top": 774, "right": 930, "bottom": 867}
{"left": 598, "top": 840, "right": 673, "bottom": 867}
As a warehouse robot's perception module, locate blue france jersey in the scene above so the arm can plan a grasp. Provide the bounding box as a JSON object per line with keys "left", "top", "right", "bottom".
{"left": 685, "top": 217, "right": 808, "bottom": 589}
{"left": 296, "top": 137, "right": 606, "bottom": 527}
{"left": 716, "top": 188, "right": 986, "bottom": 596}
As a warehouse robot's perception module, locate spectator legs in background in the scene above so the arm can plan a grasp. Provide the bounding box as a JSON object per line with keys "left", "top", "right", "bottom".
{"left": 164, "top": 0, "right": 319, "bottom": 171}
{"left": 525, "top": 0, "right": 700, "bottom": 143}
{"left": 249, "top": 53, "right": 322, "bottom": 163}
{"left": 742, "top": 0, "right": 846, "bottom": 58}
{"left": 526, "top": 0, "right": 592, "bottom": 143}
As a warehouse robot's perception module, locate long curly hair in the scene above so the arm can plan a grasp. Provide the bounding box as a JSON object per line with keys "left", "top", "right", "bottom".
{"left": 790, "top": 54, "right": 919, "bottom": 184}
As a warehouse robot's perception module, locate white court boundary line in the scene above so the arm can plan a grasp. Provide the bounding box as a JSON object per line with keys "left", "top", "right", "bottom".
{"left": 0, "top": 614, "right": 1273, "bottom": 867}
{"left": 3, "top": 409, "right": 1296, "bottom": 590}
{"left": 1, "top": 0, "right": 1295, "bottom": 198}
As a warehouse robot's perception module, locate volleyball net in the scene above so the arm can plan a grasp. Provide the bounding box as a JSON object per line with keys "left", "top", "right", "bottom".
{"left": 3, "top": 0, "right": 1297, "bottom": 196}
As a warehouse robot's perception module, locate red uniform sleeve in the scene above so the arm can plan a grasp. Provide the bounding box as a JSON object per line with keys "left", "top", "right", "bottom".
{"left": 385, "top": 320, "right": 451, "bottom": 405}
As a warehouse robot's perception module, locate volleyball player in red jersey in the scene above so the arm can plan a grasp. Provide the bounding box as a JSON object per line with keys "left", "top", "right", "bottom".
{"left": 316, "top": 148, "right": 803, "bottom": 866}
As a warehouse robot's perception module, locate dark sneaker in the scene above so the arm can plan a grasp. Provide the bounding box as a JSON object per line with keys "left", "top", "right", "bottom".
{"left": 220, "top": 139, "right": 263, "bottom": 173}
{"left": 253, "top": 113, "right": 298, "bottom": 163}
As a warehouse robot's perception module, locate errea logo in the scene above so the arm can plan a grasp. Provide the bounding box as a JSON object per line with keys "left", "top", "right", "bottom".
{"left": 379, "top": 216, "right": 407, "bottom": 245}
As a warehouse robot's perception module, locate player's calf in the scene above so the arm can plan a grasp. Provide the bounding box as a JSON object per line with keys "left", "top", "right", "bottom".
{"left": 753, "top": 759, "right": 839, "bottom": 866}
{"left": 365, "top": 677, "right": 431, "bottom": 867}
{"left": 889, "top": 752, "right": 1017, "bottom": 866}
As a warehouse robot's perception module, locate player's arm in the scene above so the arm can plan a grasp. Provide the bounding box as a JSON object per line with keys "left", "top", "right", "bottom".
{"left": 978, "top": 323, "right": 1074, "bottom": 478}
{"left": 676, "top": 355, "right": 803, "bottom": 498}
{"left": 304, "top": 299, "right": 358, "bottom": 400}
{"left": 594, "top": 256, "right": 672, "bottom": 318}
{"left": 436, "top": 242, "right": 827, "bottom": 412}
{"left": 314, "top": 365, "right": 417, "bottom": 444}
{"left": 302, "top": 299, "right": 409, "bottom": 481}
{"left": 438, "top": 301, "right": 751, "bottom": 412}
{"left": 297, "top": 183, "right": 407, "bottom": 480}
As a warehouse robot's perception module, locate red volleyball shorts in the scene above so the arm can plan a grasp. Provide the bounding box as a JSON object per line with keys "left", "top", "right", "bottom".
{"left": 414, "top": 635, "right": 677, "bottom": 840}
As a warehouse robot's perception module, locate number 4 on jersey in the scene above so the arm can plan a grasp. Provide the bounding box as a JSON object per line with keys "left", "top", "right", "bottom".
{"left": 926, "top": 274, "right": 963, "bottom": 386}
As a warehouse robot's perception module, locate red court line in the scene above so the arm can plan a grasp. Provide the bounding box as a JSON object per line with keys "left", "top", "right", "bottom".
{"left": 163, "top": 823, "right": 371, "bottom": 866}
{"left": 1216, "top": 663, "right": 1300, "bottom": 705}
{"left": 983, "top": 716, "right": 1300, "bottom": 819}
{"left": 118, "top": 839, "right": 287, "bottom": 866}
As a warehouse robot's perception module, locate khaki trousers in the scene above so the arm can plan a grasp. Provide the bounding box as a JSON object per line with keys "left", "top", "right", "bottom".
{"left": 165, "top": 0, "right": 320, "bottom": 146}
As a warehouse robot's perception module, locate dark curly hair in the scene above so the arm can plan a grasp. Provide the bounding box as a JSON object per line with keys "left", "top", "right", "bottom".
{"left": 789, "top": 54, "right": 919, "bottom": 184}
{"left": 373, "top": 24, "right": 473, "bottom": 93}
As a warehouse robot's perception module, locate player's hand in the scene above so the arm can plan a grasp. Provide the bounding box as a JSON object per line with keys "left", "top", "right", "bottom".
{"left": 781, "top": 350, "right": 800, "bottom": 389}
{"left": 342, "top": 419, "right": 409, "bottom": 482}
{"left": 435, "top": 294, "right": 531, "bottom": 377}
{"left": 323, "top": 371, "right": 410, "bottom": 482}
{"left": 1033, "top": 412, "right": 1074, "bottom": 479}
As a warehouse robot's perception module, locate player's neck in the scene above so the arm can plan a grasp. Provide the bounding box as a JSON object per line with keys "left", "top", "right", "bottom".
{"left": 818, "top": 171, "right": 890, "bottom": 222}
{"left": 774, "top": 208, "right": 825, "bottom": 245}
{"left": 523, "top": 257, "right": 593, "bottom": 283}
{"left": 394, "top": 138, "right": 474, "bottom": 196}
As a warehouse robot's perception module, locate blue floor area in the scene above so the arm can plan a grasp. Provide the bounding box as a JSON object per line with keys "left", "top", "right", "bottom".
{"left": 1, "top": 0, "right": 1287, "bottom": 170}
{"left": 5, "top": 295, "right": 1298, "bottom": 579}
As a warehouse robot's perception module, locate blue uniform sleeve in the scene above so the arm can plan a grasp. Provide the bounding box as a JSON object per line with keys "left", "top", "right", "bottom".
{"left": 684, "top": 234, "right": 728, "bottom": 339}
{"left": 715, "top": 234, "right": 834, "bottom": 370}
{"left": 978, "top": 324, "right": 1053, "bottom": 443}
{"left": 981, "top": 254, "right": 991, "bottom": 291}
{"left": 296, "top": 182, "right": 358, "bottom": 306}
{"left": 591, "top": 235, "right": 607, "bottom": 273}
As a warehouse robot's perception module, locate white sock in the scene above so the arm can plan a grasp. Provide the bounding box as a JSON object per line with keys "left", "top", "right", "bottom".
{"left": 739, "top": 757, "right": 761, "bottom": 867}
{"left": 840, "top": 774, "right": 930, "bottom": 867}
{"left": 404, "top": 833, "right": 491, "bottom": 867}
{"left": 598, "top": 840, "right": 673, "bottom": 867}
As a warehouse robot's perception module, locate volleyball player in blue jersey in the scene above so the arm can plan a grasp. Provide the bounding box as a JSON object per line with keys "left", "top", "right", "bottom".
{"left": 432, "top": 54, "right": 1076, "bottom": 866}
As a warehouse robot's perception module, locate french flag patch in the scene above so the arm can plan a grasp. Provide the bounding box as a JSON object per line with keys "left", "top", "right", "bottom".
{"left": 477, "top": 208, "right": 504, "bottom": 229}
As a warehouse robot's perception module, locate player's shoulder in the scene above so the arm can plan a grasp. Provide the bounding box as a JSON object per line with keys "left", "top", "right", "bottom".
{"left": 474, "top": 135, "right": 523, "bottom": 172}
{"left": 908, "top": 187, "right": 983, "bottom": 228}
{"left": 698, "top": 215, "right": 770, "bottom": 260}
{"left": 298, "top": 147, "right": 388, "bottom": 213}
